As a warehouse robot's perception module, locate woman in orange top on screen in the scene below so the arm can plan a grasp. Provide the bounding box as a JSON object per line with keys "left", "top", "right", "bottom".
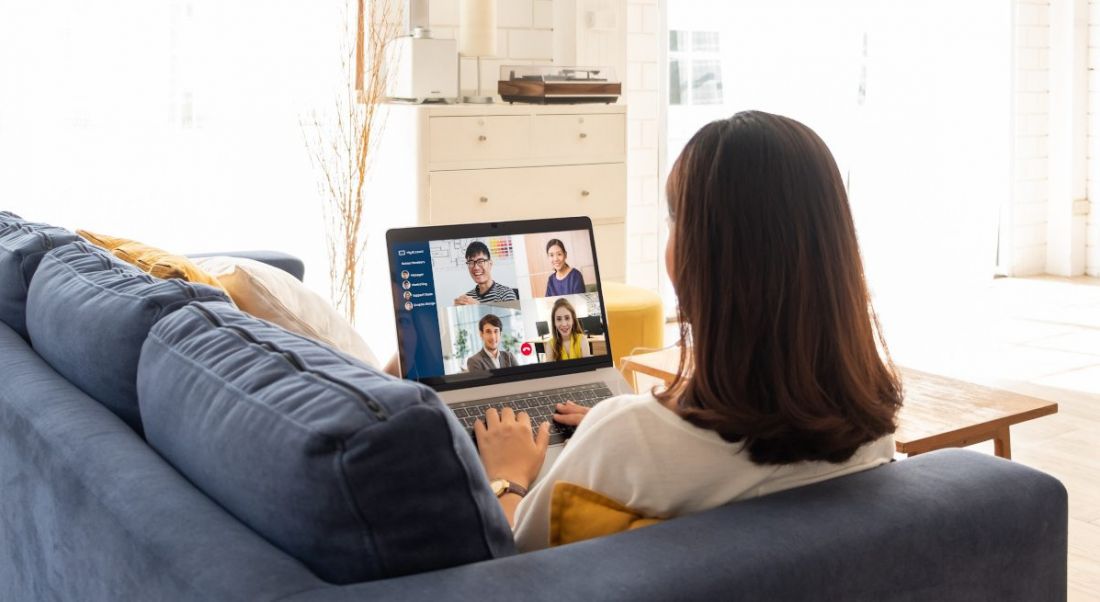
{"left": 543, "top": 298, "right": 591, "bottom": 361}
{"left": 474, "top": 111, "right": 903, "bottom": 549}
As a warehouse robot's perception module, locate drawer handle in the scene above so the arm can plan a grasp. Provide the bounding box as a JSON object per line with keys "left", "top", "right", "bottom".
{"left": 478, "top": 135, "right": 488, "bottom": 142}
{"left": 479, "top": 196, "right": 489, "bottom": 203}
{"left": 581, "top": 190, "right": 591, "bottom": 197}
{"left": 579, "top": 132, "right": 588, "bottom": 139}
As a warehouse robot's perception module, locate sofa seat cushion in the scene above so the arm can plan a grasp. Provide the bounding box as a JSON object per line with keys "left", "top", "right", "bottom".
{"left": 0, "top": 211, "right": 79, "bottom": 340}
{"left": 25, "top": 241, "right": 231, "bottom": 434}
{"left": 137, "top": 301, "right": 515, "bottom": 585}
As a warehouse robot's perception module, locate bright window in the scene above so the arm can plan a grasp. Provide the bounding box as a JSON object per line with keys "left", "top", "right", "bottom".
{"left": 660, "top": 0, "right": 1013, "bottom": 334}
{"left": 668, "top": 30, "right": 723, "bottom": 106}
{"left": 0, "top": 0, "right": 346, "bottom": 283}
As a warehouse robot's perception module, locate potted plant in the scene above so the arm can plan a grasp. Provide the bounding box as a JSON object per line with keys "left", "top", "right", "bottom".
{"left": 303, "top": 0, "right": 401, "bottom": 325}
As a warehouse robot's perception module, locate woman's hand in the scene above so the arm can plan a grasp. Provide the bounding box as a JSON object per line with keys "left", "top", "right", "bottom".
{"left": 553, "top": 400, "right": 591, "bottom": 427}
{"left": 475, "top": 407, "right": 550, "bottom": 489}
{"left": 382, "top": 353, "right": 401, "bottom": 377}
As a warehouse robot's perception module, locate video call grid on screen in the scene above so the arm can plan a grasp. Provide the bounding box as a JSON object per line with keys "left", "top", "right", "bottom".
{"left": 388, "top": 218, "right": 612, "bottom": 388}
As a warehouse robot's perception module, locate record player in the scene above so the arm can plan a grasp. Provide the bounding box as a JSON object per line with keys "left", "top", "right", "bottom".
{"left": 498, "top": 66, "right": 621, "bottom": 104}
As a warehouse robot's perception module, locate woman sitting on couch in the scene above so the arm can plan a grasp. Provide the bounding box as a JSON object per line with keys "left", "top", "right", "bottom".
{"left": 474, "top": 111, "right": 904, "bottom": 551}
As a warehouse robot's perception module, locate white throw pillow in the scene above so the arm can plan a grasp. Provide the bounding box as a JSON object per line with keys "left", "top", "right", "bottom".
{"left": 192, "top": 256, "right": 379, "bottom": 368}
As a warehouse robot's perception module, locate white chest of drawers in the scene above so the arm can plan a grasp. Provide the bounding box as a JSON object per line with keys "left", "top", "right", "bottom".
{"left": 371, "top": 103, "right": 627, "bottom": 282}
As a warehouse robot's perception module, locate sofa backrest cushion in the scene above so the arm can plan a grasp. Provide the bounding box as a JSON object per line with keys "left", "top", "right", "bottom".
{"left": 25, "top": 241, "right": 231, "bottom": 434}
{"left": 0, "top": 211, "right": 80, "bottom": 340}
{"left": 137, "top": 301, "right": 515, "bottom": 585}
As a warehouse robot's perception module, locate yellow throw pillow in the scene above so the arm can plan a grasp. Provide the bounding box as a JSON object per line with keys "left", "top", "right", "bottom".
{"left": 76, "top": 230, "right": 225, "bottom": 292}
{"left": 549, "top": 482, "right": 665, "bottom": 547}
{"left": 192, "top": 256, "right": 380, "bottom": 368}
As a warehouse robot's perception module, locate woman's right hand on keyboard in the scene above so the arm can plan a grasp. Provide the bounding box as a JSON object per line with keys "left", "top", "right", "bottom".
{"left": 553, "top": 401, "right": 590, "bottom": 427}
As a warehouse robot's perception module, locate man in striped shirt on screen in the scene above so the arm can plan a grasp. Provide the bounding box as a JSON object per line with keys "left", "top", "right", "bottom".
{"left": 454, "top": 241, "right": 519, "bottom": 305}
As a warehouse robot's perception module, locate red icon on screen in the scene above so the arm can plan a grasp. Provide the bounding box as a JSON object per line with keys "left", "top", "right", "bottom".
{"left": 520, "top": 342, "right": 533, "bottom": 356}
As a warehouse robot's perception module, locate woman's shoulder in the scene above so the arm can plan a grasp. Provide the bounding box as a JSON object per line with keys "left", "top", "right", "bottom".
{"left": 577, "top": 391, "right": 740, "bottom": 447}
{"left": 581, "top": 392, "right": 701, "bottom": 432}
{"left": 572, "top": 392, "right": 648, "bottom": 428}
{"left": 588, "top": 391, "right": 650, "bottom": 414}
{"left": 565, "top": 267, "right": 583, "bottom": 285}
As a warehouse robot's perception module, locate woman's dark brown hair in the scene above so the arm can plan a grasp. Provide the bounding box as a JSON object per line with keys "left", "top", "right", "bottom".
{"left": 657, "top": 111, "right": 903, "bottom": 465}
{"left": 546, "top": 238, "right": 567, "bottom": 255}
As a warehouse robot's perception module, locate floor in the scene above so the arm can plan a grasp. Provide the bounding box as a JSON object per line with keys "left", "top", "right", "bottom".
{"left": 662, "top": 275, "right": 1100, "bottom": 599}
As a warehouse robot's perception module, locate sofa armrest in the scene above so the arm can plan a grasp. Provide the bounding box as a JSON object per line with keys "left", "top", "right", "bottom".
{"left": 288, "top": 449, "right": 1067, "bottom": 602}
{"left": 0, "top": 322, "right": 325, "bottom": 601}
{"left": 188, "top": 251, "right": 305, "bottom": 281}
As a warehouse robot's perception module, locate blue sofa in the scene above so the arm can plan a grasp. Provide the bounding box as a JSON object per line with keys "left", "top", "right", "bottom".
{"left": 0, "top": 215, "right": 1068, "bottom": 601}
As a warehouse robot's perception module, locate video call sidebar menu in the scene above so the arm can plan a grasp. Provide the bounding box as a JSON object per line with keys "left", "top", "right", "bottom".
{"left": 392, "top": 242, "right": 444, "bottom": 379}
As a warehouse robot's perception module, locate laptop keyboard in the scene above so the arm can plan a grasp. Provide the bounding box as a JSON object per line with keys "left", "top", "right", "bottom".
{"left": 451, "top": 382, "right": 616, "bottom": 446}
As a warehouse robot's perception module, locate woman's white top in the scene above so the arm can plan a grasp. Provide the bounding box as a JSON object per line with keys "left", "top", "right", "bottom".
{"left": 512, "top": 392, "right": 895, "bottom": 552}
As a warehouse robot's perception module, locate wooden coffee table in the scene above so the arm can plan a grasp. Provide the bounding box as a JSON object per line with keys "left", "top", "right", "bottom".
{"left": 620, "top": 347, "right": 1058, "bottom": 460}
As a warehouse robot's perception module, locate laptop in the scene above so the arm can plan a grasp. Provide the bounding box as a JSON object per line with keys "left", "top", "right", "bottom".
{"left": 386, "top": 216, "right": 633, "bottom": 476}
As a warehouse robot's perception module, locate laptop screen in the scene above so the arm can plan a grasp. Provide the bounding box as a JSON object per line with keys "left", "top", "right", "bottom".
{"left": 387, "top": 217, "right": 613, "bottom": 390}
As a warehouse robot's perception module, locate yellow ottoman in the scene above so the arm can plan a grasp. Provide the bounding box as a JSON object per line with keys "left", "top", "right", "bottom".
{"left": 600, "top": 281, "right": 665, "bottom": 369}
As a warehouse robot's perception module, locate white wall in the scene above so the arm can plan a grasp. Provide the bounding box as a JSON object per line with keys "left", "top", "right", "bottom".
{"left": 1013, "top": 0, "right": 1099, "bottom": 277}
{"left": 1046, "top": 0, "right": 1089, "bottom": 276}
{"left": 1089, "top": 0, "right": 1100, "bottom": 275}
{"left": 1013, "top": 0, "right": 1053, "bottom": 276}
{"left": 426, "top": 0, "right": 555, "bottom": 94}
{"left": 624, "top": 0, "right": 662, "bottom": 292}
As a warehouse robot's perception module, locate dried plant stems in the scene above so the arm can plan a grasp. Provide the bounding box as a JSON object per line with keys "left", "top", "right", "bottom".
{"left": 304, "top": 0, "right": 401, "bottom": 325}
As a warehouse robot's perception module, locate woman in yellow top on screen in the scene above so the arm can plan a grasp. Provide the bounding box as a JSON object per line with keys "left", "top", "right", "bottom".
{"left": 544, "top": 298, "right": 591, "bottom": 361}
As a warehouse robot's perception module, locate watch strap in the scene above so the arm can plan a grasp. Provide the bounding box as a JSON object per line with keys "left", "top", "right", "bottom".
{"left": 503, "top": 481, "right": 528, "bottom": 498}
{"left": 492, "top": 478, "right": 529, "bottom": 498}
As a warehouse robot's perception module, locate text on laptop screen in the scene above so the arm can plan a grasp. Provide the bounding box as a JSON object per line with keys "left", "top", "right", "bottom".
{"left": 390, "top": 228, "right": 609, "bottom": 385}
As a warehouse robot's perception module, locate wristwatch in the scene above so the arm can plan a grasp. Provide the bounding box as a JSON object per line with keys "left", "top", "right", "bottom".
{"left": 489, "top": 478, "right": 528, "bottom": 498}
